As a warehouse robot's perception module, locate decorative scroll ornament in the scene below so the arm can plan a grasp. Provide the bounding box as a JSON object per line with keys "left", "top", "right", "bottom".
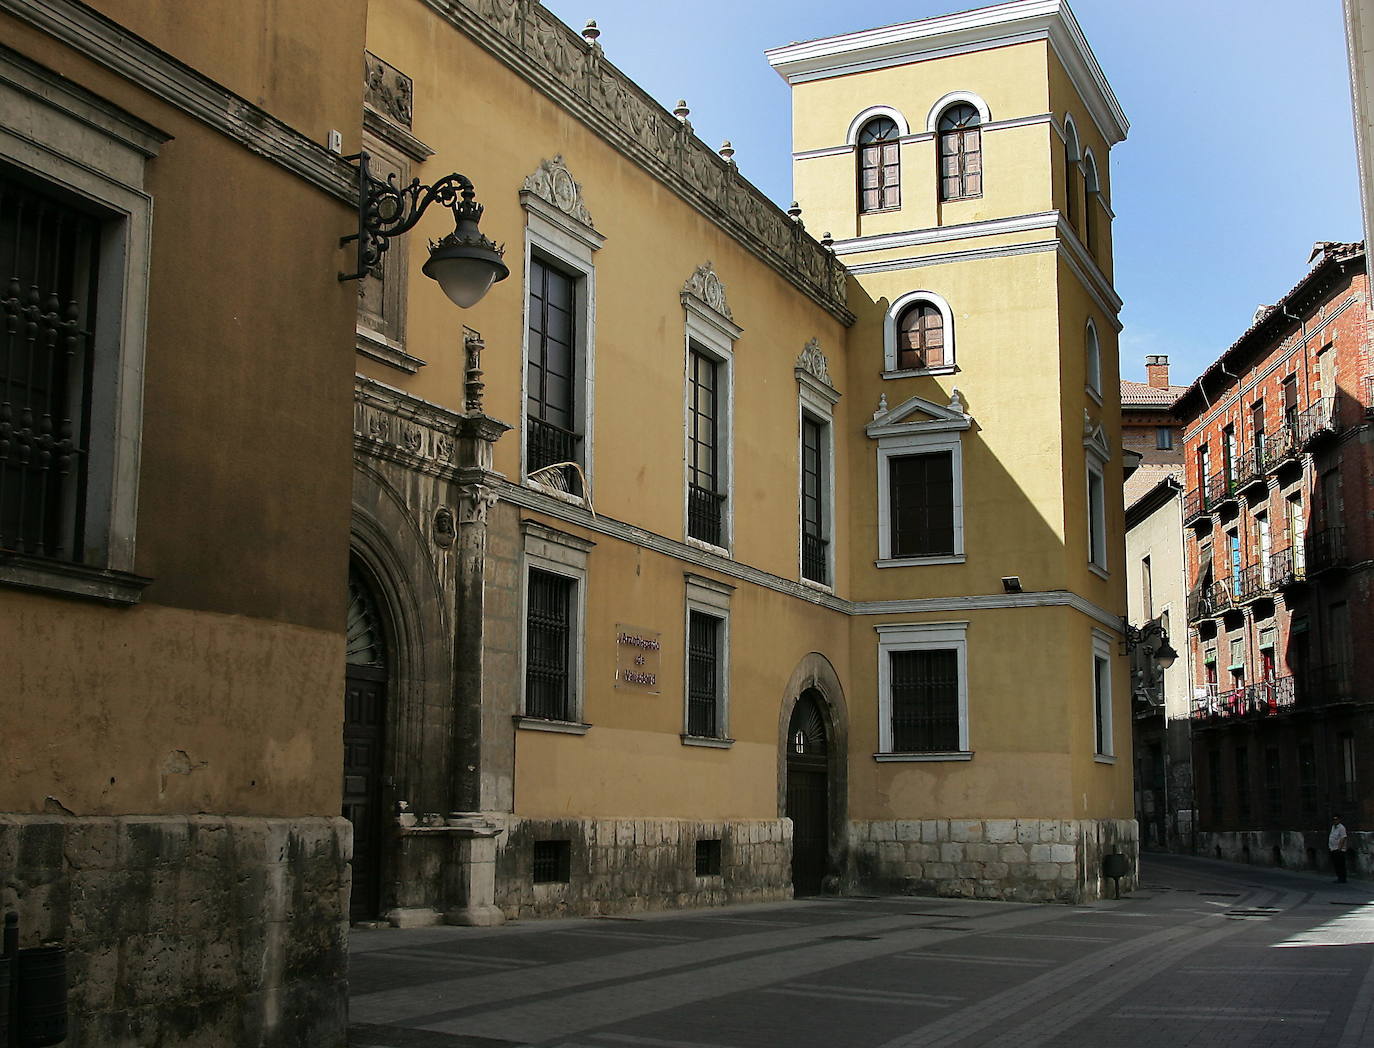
{"left": 796, "top": 338, "right": 832, "bottom": 387}
{"left": 364, "top": 52, "right": 414, "bottom": 128}
{"left": 682, "top": 262, "right": 732, "bottom": 320}
{"left": 522, "top": 155, "right": 596, "bottom": 228}
{"left": 463, "top": 327, "right": 487, "bottom": 413}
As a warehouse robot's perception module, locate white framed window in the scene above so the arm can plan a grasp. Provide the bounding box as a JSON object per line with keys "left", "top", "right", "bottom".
{"left": 682, "top": 573, "right": 733, "bottom": 747}
{"left": 1063, "top": 113, "right": 1081, "bottom": 230}
{"left": 518, "top": 521, "right": 594, "bottom": 733}
{"left": 883, "top": 290, "right": 956, "bottom": 376}
{"left": 869, "top": 393, "right": 971, "bottom": 567}
{"left": 796, "top": 341, "right": 840, "bottom": 589}
{"left": 520, "top": 158, "right": 603, "bottom": 505}
{"left": 1085, "top": 318, "right": 1102, "bottom": 399}
{"left": 682, "top": 263, "right": 740, "bottom": 554}
{"left": 875, "top": 621, "right": 970, "bottom": 760}
{"left": 0, "top": 51, "right": 162, "bottom": 605}
{"left": 1092, "top": 630, "right": 1114, "bottom": 760}
{"left": 1155, "top": 426, "right": 1174, "bottom": 450}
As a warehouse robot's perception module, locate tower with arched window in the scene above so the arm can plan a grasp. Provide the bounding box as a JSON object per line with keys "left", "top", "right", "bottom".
{"left": 769, "top": 0, "right": 1135, "bottom": 897}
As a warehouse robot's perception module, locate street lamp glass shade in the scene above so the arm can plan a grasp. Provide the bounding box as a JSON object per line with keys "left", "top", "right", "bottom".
{"left": 1154, "top": 641, "right": 1178, "bottom": 671}
{"left": 422, "top": 245, "right": 509, "bottom": 309}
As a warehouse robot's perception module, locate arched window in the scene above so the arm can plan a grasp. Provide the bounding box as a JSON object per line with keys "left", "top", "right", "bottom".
{"left": 857, "top": 117, "right": 901, "bottom": 212}
{"left": 897, "top": 301, "right": 946, "bottom": 370}
{"left": 937, "top": 103, "right": 982, "bottom": 201}
{"left": 1085, "top": 319, "right": 1101, "bottom": 396}
{"left": 1063, "top": 117, "right": 1080, "bottom": 229}
{"left": 1083, "top": 151, "right": 1100, "bottom": 253}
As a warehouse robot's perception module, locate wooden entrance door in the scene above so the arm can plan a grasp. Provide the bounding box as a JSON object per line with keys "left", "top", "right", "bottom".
{"left": 344, "top": 567, "right": 389, "bottom": 922}
{"left": 786, "top": 690, "right": 830, "bottom": 896}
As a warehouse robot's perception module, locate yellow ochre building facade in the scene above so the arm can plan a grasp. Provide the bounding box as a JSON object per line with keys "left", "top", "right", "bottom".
{"left": 347, "top": 0, "right": 1134, "bottom": 927}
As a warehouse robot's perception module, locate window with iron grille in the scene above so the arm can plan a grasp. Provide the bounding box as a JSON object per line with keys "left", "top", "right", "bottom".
{"left": 1, "top": 174, "right": 99, "bottom": 564}
{"left": 695, "top": 839, "right": 722, "bottom": 877}
{"left": 801, "top": 416, "right": 827, "bottom": 584}
{"left": 687, "top": 610, "right": 722, "bottom": 738}
{"left": 525, "top": 569, "right": 574, "bottom": 720}
{"left": 531, "top": 839, "right": 570, "bottom": 883}
{"left": 857, "top": 117, "right": 900, "bottom": 212}
{"left": 937, "top": 104, "right": 982, "bottom": 201}
{"left": 889, "top": 452, "right": 954, "bottom": 558}
{"left": 896, "top": 302, "right": 945, "bottom": 370}
{"left": 687, "top": 344, "right": 725, "bottom": 546}
{"left": 890, "top": 649, "right": 959, "bottom": 752}
{"left": 1093, "top": 653, "right": 1112, "bottom": 756}
{"left": 526, "top": 256, "right": 582, "bottom": 494}
{"left": 1235, "top": 746, "right": 1251, "bottom": 822}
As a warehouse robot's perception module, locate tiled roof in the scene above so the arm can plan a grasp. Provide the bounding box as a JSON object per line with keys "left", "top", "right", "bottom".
{"left": 1120, "top": 380, "right": 1189, "bottom": 406}
{"left": 1125, "top": 464, "right": 1184, "bottom": 512}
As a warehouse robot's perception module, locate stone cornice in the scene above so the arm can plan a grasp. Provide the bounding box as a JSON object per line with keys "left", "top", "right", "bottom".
{"left": 418, "top": 0, "right": 852, "bottom": 326}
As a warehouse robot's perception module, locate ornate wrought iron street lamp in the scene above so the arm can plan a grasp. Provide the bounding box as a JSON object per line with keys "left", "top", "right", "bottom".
{"left": 339, "top": 153, "right": 509, "bottom": 308}
{"left": 1122, "top": 618, "right": 1178, "bottom": 670}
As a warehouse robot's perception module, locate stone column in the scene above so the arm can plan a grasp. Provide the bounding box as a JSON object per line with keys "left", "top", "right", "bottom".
{"left": 442, "top": 814, "right": 507, "bottom": 926}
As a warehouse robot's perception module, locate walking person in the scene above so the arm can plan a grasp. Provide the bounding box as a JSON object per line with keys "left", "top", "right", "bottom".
{"left": 1329, "top": 814, "right": 1349, "bottom": 884}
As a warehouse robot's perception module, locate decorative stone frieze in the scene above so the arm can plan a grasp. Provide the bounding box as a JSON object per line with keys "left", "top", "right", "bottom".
{"left": 417, "top": 0, "right": 851, "bottom": 323}
{"left": 682, "top": 261, "right": 733, "bottom": 321}
{"left": 495, "top": 816, "right": 793, "bottom": 918}
{"left": 849, "top": 817, "right": 1138, "bottom": 902}
{"left": 354, "top": 374, "right": 510, "bottom": 478}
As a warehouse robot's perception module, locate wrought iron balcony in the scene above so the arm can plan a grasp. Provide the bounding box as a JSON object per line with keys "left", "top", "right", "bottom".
{"left": 1268, "top": 546, "right": 1306, "bottom": 589}
{"left": 1205, "top": 470, "right": 1240, "bottom": 510}
{"left": 802, "top": 532, "right": 828, "bottom": 585}
{"left": 1234, "top": 446, "right": 1269, "bottom": 493}
{"left": 1364, "top": 376, "right": 1374, "bottom": 417}
{"left": 1306, "top": 525, "right": 1347, "bottom": 575}
{"left": 1191, "top": 676, "right": 1296, "bottom": 721}
{"left": 1183, "top": 488, "right": 1211, "bottom": 525}
{"left": 527, "top": 416, "right": 583, "bottom": 496}
{"left": 1296, "top": 396, "right": 1339, "bottom": 448}
{"left": 1186, "top": 581, "right": 1215, "bottom": 621}
{"left": 1301, "top": 663, "right": 1356, "bottom": 707}
{"left": 1208, "top": 576, "right": 1239, "bottom": 615}
{"left": 688, "top": 483, "right": 725, "bottom": 547}
{"left": 1264, "top": 422, "right": 1300, "bottom": 472}
{"left": 1235, "top": 562, "right": 1276, "bottom": 604}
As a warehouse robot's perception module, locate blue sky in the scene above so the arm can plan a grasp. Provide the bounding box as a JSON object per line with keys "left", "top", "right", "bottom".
{"left": 541, "top": 0, "right": 1363, "bottom": 387}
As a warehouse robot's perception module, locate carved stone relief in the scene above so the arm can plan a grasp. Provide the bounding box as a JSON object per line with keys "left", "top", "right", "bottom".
{"left": 522, "top": 156, "right": 596, "bottom": 229}
{"left": 364, "top": 52, "right": 413, "bottom": 127}
{"left": 796, "top": 338, "right": 832, "bottom": 387}
{"left": 683, "top": 262, "right": 732, "bottom": 320}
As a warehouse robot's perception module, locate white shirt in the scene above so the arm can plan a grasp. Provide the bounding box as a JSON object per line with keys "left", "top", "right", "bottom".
{"left": 1330, "top": 822, "right": 1348, "bottom": 850}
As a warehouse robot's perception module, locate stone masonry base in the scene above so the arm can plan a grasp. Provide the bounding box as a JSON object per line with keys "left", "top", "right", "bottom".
{"left": 1197, "top": 829, "right": 1369, "bottom": 878}
{"left": 0, "top": 813, "right": 350, "bottom": 1048}
{"left": 849, "top": 818, "right": 1139, "bottom": 903}
{"left": 495, "top": 817, "right": 792, "bottom": 919}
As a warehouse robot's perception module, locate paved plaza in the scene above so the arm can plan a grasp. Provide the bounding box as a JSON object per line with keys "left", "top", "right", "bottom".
{"left": 348, "top": 855, "right": 1374, "bottom": 1047}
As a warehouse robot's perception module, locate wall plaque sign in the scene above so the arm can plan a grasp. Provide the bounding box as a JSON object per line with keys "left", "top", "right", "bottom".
{"left": 615, "top": 624, "right": 662, "bottom": 694}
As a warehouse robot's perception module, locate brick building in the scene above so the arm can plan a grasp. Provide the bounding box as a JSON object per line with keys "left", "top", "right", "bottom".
{"left": 1175, "top": 241, "right": 1373, "bottom": 874}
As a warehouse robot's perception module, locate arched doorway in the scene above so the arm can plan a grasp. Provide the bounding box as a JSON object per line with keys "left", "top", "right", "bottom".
{"left": 786, "top": 689, "right": 831, "bottom": 895}
{"left": 344, "top": 563, "right": 389, "bottom": 922}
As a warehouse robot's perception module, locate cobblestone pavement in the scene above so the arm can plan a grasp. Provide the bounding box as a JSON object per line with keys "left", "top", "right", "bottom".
{"left": 348, "top": 855, "right": 1374, "bottom": 1047}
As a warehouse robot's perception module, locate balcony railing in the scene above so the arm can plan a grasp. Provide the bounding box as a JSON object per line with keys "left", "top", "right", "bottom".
{"left": 802, "top": 532, "right": 828, "bottom": 585}
{"left": 1268, "top": 546, "right": 1306, "bottom": 588}
{"left": 1191, "top": 676, "right": 1296, "bottom": 721}
{"left": 1183, "top": 488, "right": 1210, "bottom": 525}
{"left": 1301, "top": 663, "right": 1355, "bottom": 707}
{"left": 1363, "top": 376, "right": 1374, "bottom": 417}
{"left": 1296, "top": 396, "right": 1340, "bottom": 447}
{"left": 1205, "top": 470, "right": 1240, "bottom": 509}
{"left": 1186, "top": 581, "right": 1215, "bottom": 621}
{"left": 688, "top": 483, "right": 725, "bottom": 547}
{"left": 1264, "top": 422, "right": 1300, "bottom": 471}
{"left": 1208, "top": 576, "right": 1238, "bottom": 615}
{"left": 527, "top": 416, "right": 583, "bottom": 496}
{"left": 1306, "top": 526, "right": 1347, "bottom": 574}
{"left": 1234, "top": 446, "right": 1269, "bottom": 492}
{"left": 1235, "top": 561, "right": 1276, "bottom": 604}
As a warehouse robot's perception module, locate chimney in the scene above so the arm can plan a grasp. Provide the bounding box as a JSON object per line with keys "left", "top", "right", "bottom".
{"left": 1146, "top": 354, "right": 1170, "bottom": 388}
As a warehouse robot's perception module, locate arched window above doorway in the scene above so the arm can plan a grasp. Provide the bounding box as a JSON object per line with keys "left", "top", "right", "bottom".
{"left": 347, "top": 565, "right": 388, "bottom": 671}
{"left": 788, "top": 689, "right": 830, "bottom": 758}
